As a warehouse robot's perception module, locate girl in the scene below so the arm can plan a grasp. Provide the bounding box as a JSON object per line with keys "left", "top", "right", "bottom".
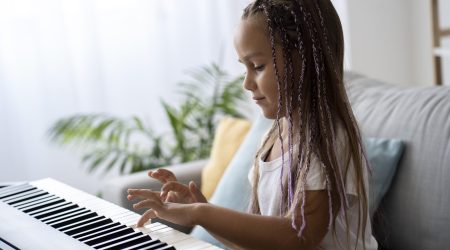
{"left": 127, "top": 0, "right": 378, "bottom": 249}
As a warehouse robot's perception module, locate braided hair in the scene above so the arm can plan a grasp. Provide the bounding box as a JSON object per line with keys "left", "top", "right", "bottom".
{"left": 243, "top": 1, "right": 369, "bottom": 249}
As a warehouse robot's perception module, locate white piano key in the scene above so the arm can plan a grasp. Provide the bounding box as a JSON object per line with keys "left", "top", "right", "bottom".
{"left": 2, "top": 189, "right": 43, "bottom": 203}
{"left": 0, "top": 184, "right": 32, "bottom": 197}
{"left": 60, "top": 216, "right": 109, "bottom": 234}
{"left": 171, "top": 237, "right": 211, "bottom": 249}
{"left": 121, "top": 238, "right": 163, "bottom": 250}
{"left": 30, "top": 202, "right": 75, "bottom": 217}
{"left": 44, "top": 208, "right": 89, "bottom": 224}
{"left": 73, "top": 222, "right": 123, "bottom": 240}
{"left": 98, "top": 234, "right": 151, "bottom": 250}
{"left": 12, "top": 193, "right": 55, "bottom": 208}
{"left": 92, "top": 231, "right": 143, "bottom": 249}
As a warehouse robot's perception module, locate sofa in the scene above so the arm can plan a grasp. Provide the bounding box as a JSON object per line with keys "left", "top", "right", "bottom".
{"left": 102, "top": 72, "right": 450, "bottom": 249}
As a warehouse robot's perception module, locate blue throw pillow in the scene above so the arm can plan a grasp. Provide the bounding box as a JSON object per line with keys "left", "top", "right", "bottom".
{"left": 363, "top": 137, "right": 405, "bottom": 217}
{"left": 190, "top": 115, "right": 272, "bottom": 249}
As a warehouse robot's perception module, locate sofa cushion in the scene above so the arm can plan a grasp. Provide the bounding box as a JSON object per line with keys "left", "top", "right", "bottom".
{"left": 346, "top": 76, "right": 450, "bottom": 250}
{"left": 364, "top": 137, "right": 405, "bottom": 217}
{"left": 191, "top": 115, "right": 273, "bottom": 248}
{"left": 201, "top": 117, "right": 251, "bottom": 200}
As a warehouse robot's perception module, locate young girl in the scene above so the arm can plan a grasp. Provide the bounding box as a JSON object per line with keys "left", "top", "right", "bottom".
{"left": 127, "top": 0, "right": 378, "bottom": 249}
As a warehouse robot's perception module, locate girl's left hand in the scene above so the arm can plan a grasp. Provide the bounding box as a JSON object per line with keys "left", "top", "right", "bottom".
{"left": 129, "top": 189, "right": 199, "bottom": 227}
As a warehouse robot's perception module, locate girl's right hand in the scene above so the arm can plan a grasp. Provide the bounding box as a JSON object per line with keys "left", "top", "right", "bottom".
{"left": 148, "top": 168, "right": 207, "bottom": 204}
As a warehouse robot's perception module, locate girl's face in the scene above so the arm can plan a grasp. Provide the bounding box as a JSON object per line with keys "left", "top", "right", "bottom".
{"left": 234, "top": 15, "right": 285, "bottom": 119}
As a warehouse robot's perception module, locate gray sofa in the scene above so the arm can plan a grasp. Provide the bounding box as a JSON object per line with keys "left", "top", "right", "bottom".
{"left": 102, "top": 72, "right": 450, "bottom": 249}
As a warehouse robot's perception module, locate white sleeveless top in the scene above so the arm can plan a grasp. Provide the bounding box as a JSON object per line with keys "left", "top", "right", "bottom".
{"left": 248, "top": 124, "right": 378, "bottom": 249}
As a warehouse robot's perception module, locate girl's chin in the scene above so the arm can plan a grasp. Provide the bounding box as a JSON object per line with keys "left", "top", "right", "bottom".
{"left": 260, "top": 109, "right": 277, "bottom": 120}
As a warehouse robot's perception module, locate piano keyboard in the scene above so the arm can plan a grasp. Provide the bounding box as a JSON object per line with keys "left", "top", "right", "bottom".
{"left": 0, "top": 178, "right": 222, "bottom": 250}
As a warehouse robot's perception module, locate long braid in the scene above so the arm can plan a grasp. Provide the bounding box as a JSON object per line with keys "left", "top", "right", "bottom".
{"left": 286, "top": 4, "right": 307, "bottom": 231}
{"left": 304, "top": 3, "right": 336, "bottom": 230}
{"left": 313, "top": 4, "right": 367, "bottom": 248}
{"left": 261, "top": 3, "right": 287, "bottom": 215}
{"left": 297, "top": 2, "right": 348, "bottom": 232}
{"left": 280, "top": 23, "right": 295, "bottom": 210}
{"left": 313, "top": 5, "right": 344, "bottom": 232}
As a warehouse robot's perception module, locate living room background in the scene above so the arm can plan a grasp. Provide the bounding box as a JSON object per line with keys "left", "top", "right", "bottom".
{"left": 0, "top": 0, "right": 448, "bottom": 195}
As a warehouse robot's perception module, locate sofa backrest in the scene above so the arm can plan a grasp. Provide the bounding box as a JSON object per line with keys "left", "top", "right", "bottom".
{"left": 345, "top": 73, "right": 450, "bottom": 249}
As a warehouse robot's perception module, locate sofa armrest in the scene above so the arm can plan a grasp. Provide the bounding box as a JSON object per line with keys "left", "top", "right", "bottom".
{"left": 101, "top": 159, "right": 208, "bottom": 211}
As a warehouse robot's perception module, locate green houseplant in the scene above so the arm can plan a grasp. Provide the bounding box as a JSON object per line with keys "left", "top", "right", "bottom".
{"left": 48, "top": 63, "right": 245, "bottom": 175}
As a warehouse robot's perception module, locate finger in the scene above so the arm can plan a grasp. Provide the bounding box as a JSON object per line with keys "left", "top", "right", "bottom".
{"left": 161, "top": 181, "right": 188, "bottom": 194}
{"left": 147, "top": 170, "right": 167, "bottom": 184}
{"left": 166, "top": 191, "right": 177, "bottom": 202}
{"left": 127, "top": 189, "right": 160, "bottom": 200}
{"left": 189, "top": 181, "right": 208, "bottom": 203}
{"left": 133, "top": 198, "right": 164, "bottom": 210}
{"left": 148, "top": 169, "right": 177, "bottom": 183}
{"left": 160, "top": 181, "right": 189, "bottom": 199}
{"left": 137, "top": 209, "right": 157, "bottom": 227}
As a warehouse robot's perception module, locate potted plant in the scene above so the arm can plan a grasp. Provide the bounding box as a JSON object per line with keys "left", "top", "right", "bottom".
{"left": 48, "top": 63, "right": 245, "bottom": 175}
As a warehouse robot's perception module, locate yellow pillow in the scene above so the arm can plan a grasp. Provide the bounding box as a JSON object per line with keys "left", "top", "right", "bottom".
{"left": 201, "top": 116, "right": 251, "bottom": 199}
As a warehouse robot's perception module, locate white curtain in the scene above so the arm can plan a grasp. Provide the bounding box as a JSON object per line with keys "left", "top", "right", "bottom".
{"left": 0, "top": 0, "right": 350, "bottom": 195}
{"left": 0, "top": 0, "right": 249, "bottom": 194}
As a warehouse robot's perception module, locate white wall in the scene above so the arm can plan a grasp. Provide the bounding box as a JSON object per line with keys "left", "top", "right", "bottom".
{"left": 345, "top": 0, "right": 449, "bottom": 86}
{"left": 347, "top": 0, "right": 415, "bottom": 86}
{"left": 0, "top": 0, "right": 251, "bottom": 195}
{"left": 439, "top": 0, "right": 450, "bottom": 85}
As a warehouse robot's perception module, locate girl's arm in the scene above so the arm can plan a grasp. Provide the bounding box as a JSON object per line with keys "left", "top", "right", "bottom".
{"left": 131, "top": 190, "right": 335, "bottom": 250}
{"left": 196, "top": 190, "right": 333, "bottom": 250}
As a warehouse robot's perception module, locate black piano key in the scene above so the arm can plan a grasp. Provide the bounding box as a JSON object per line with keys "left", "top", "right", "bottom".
{"left": 21, "top": 198, "right": 66, "bottom": 213}
{"left": 6, "top": 191, "right": 48, "bottom": 205}
{"left": 122, "top": 239, "right": 162, "bottom": 250}
{"left": 0, "top": 236, "right": 21, "bottom": 250}
{"left": 73, "top": 222, "right": 121, "bottom": 240}
{"left": 49, "top": 211, "right": 97, "bottom": 229}
{"left": 3, "top": 191, "right": 49, "bottom": 207}
{"left": 155, "top": 245, "right": 176, "bottom": 250}
{"left": 1, "top": 187, "right": 40, "bottom": 200}
{"left": 63, "top": 217, "right": 112, "bottom": 236}
{"left": 92, "top": 231, "right": 143, "bottom": 249}
{"left": 79, "top": 225, "right": 128, "bottom": 242}
{"left": 13, "top": 194, "right": 57, "bottom": 209}
{"left": 1, "top": 189, "right": 42, "bottom": 202}
{"left": 83, "top": 227, "right": 134, "bottom": 246}
{"left": 101, "top": 233, "right": 151, "bottom": 250}
{"left": 0, "top": 183, "right": 29, "bottom": 193}
{"left": 31, "top": 202, "right": 76, "bottom": 218}
{"left": 58, "top": 215, "right": 105, "bottom": 232}
{"left": 40, "top": 206, "right": 84, "bottom": 222}
{"left": 0, "top": 187, "right": 36, "bottom": 201}
{"left": 0, "top": 185, "right": 34, "bottom": 199}
{"left": 43, "top": 208, "right": 88, "bottom": 224}
{"left": 100, "top": 234, "right": 152, "bottom": 250}
{"left": 139, "top": 242, "right": 168, "bottom": 250}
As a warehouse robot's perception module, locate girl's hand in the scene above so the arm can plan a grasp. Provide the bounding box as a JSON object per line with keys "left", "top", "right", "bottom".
{"left": 128, "top": 188, "right": 201, "bottom": 227}
{"left": 147, "top": 168, "right": 207, "bottom": 204}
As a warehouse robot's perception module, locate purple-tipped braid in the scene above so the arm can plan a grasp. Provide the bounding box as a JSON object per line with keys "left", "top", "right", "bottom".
{"left": 280, "top": 25, "right": 295, "bottom": 209}
{"left": 261, "top": 3, "right": 287, "bottom": 214}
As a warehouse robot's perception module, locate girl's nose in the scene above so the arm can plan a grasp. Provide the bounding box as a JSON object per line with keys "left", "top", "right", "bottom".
{"left": 243, "top": 73, "right": 257, "bottom": 91}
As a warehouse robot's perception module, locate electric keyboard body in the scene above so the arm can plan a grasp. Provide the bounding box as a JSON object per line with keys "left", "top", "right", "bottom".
{"left": 0, "top": 178, "right": 222, "bottom": 250}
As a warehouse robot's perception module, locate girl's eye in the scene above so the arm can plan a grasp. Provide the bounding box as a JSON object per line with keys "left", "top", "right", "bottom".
{"left": 254, "top": 65, "right": 265, "bottom": 72}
